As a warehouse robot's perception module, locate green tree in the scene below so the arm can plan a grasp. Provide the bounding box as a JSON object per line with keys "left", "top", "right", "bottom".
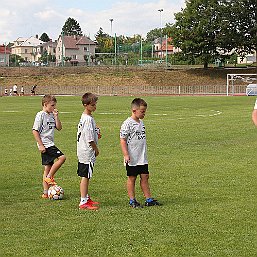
{"left": 146, "top": 28, "right": 162, "bottom": 42}
{"left": 170, "top": 0, "right": 257, "bottom": 68}
{"left": 171, "top": 0, "right": 221, "bottom": 68}
{"left": 39, "top": 33, "right": 50, "bottom": 42}
{"left": 62, "top": 17, "right": 83, "bottom": 36}
{"left": 95, "top": 27, "right": 112, "bottom": 53}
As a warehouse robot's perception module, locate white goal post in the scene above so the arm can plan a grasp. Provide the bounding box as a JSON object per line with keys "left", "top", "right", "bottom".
{"left": 226, "top": 73, "right": 257, "bottom": 96}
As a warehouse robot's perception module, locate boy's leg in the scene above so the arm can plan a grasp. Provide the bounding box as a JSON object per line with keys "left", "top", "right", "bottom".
{"left": 127, "top": 176, "right": 137, "bottom": 200}
{"left": 47, "top": 155, "right": 66, "bottom": 178}
{"left": 42, "top": 165, "right": 51, "bottom": 197}
{"left": 80, "top": 177, "right": 89, "bottom": 199}
{"left": 140, "top": 174, "right": 151, "bottom": 199}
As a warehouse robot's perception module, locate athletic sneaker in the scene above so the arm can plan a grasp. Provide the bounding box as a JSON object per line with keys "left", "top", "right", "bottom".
{"left": 130, "top": 200, "right": 143, "bottom": 208}
{"left": 145, "top": 199, "right": 161, "bottom": 206}
{"left": 87, "top": 198, "right": 100, "bottom": 205}
{"left": 79, "top": 202, "right": 99, "bottom": 210}
{"left": 44, "top": 177, "right": 57, "bottom": 185}
{"left": 41, "top": 193, "right": 48, "bottom": 199}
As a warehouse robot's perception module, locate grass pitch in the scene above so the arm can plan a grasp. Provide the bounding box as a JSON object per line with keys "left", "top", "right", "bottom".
{"left": 0, "top": 95, "right": 256, "bottom": 257}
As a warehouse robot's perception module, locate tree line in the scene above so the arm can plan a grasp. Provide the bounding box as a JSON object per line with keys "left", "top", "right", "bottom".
{"left": 9, "top": 0, "right": 257, "bottom": 67}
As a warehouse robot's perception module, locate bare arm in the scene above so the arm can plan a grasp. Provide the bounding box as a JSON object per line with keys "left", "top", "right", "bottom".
{"left": 53, "top": 109, "right": 62, "bottom": 130}
{"left": 252, "top": 109, "right": 257, "bottom": 127}
{"left": 32, "top": 130, "right": 46, "bottom": 153}
{"left": 120, "top": 138, "right": 130, "bottom": 163}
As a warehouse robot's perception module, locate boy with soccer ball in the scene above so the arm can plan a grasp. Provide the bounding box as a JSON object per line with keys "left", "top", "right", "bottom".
{"left": 252, "top": 99, "right": 257, "bottom": 127}
{"left": 77, "top": 93, "right": 101, "bottom": 210}
{"left": 32, "top": 95, "right": 66, "bottom": 198}
{"left": 120, "top": 98, "right": 160, "bottom": 208}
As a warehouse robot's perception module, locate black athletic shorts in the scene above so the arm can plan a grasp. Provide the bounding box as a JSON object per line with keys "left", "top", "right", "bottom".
{"left": 126, "top": 164, "right": 149, "bottom": 177}
{"left": 77, "top": 162, "right": 94, "bottom": 178}
{"left": 41, "top": 145, "right": 64, "bottom": 165}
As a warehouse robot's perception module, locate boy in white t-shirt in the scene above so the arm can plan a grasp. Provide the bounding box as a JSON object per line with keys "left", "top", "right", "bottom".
{"left": 120, "top": 98, "right": 160, "bottom": 208}
{"left": 32, "top": 95, "right": 66, "bottom": 198}
{"left": 252, "top": 99, "right": 257, "bottom": 126}
{"left": 77, "top": 93, "right": 101, "bottom": 210}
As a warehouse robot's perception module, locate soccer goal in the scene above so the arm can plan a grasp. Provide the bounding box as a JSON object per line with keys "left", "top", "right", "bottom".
{"left": 226, "top": 73, "right": 257, "bottom": 96}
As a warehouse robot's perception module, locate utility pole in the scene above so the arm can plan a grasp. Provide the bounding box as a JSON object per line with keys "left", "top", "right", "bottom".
{"left": 158, "top": 9, "right": 163, "bottom": 62}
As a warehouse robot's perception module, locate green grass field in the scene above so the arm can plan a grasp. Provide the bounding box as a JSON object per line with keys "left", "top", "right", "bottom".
{"left": 1, "top": 95, "right": 256, "bottom": 257}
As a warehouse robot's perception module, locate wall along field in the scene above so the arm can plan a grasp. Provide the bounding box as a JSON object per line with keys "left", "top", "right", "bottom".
{"left": 0, "top": 95, "right": 256, "bottom": 256}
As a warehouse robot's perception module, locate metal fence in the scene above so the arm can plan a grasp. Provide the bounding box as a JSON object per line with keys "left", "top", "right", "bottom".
{"left": 0, "top": 84, "right": 248, "bottom": 96}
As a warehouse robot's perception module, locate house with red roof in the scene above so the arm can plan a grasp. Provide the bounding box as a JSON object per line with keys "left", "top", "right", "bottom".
{"left": 0, "top": 45, "right": 11, "bottom": 66}
{"left": 56, "top": 35, "right": 96, "bottom": 65}
{"left": 154, "top": 37, "right": 181, "bottom": 58}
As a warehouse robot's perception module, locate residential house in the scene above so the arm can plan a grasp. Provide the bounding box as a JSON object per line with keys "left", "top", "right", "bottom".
{"left": 39, "top": 40, "right": 57, "bottom": 63}
{"left": 153, "top": 37, "right": 181, "bottom": 58}
{"left": 56, "top": 35, "right": 96, "bottom": 65}
{"left": 0, "top": 45, "right": 11, "bottom": 66}
{"left": 11, "top": 36, "right": 44, "bottom": 63}
{"left": 237, "top": 50, "right": 256, "bottom": 65}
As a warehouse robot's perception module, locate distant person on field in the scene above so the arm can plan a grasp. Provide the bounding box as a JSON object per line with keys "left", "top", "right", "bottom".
{"left": 9, "top": 88, "right": 12, "bottom": 96}
{"left": 13, "top": 84, "right": 18, "bottom": 96}
{"left": 20, "top": 86, "right": 24, "bottom": 96}
{"left": 31, "top": 85, "right": 37, "bottom": 95}
{"left": 4, "top": 87, "right": 8, "bottom": 96}
{"left": 252, "top": 98, "right": 257, "bottom": 127}
{"left": 120, "top": 98, "right": 160, "bottom": 208}
{"left": 32, "top": 94, "right": 66, "bottom": 198}
{"left": 77, "top": 92, "right": 101, "bottom": 210}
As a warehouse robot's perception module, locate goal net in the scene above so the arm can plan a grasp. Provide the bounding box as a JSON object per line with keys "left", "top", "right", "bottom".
{"left": 226, "top": 73, "right": 257, "bottom": 96}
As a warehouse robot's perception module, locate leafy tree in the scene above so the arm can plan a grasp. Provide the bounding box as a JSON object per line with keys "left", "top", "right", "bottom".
{"left": 170, "top": 0, "right": 257, "bottom": 68}
{"left": 170, "top": 0, "right": 221, "bottom": 68}
{"left": 146, "top": 28, "right": 162, "bottom": 42}
{"left": 95, "top": 27, "right": 112, "bottom": 53}
{"left": 62, "top": 17, "right": 83, "bottom": 36}
{"left": 9, "top": 54, "right": 25, "bottom": 66}
{"left": 229, "top": 0, "right": 257, "bottom": 59}
{"left": 39, "top": 33, "right": 50, "bottom": 42}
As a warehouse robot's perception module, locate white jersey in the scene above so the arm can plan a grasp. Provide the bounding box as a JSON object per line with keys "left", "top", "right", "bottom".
{"left": 120, "top": 117, "right": 148, "bottom": 166}
{"left": 77, "top": 113, "right": 98, "bottom": 164}
{"left": 32, "top": 111, "right": 56, "bottom": 148}
{"left": 254, "top": 99, "right": 257, "bottom": 109}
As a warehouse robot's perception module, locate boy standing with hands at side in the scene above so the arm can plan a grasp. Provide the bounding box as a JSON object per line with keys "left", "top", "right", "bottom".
{"left": 120, "top": 98, "right": 160, "bottom": 208}
{"left": 32, "top": 95, "right": 66, "bottom": 198}
{"left": 77, "top": 93, "right": 100, "bottom": 210}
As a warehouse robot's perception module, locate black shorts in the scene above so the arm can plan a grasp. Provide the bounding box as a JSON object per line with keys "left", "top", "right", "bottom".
{"left": 77, "top": 162, "right": 94, "bottom": 178}
{"left": 41, "top": 146, "right": 64, "bottom": 165}
{"left": 126, "top": 164, "right": 149, "bottom": 177}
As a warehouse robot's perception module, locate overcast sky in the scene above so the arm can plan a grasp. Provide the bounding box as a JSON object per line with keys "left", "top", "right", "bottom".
{"left": 0, "top": 0, "right": 185, "bottom": 45}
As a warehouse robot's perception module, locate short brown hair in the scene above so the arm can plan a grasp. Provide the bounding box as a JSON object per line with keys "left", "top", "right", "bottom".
{"left": 81, "top": 92, "right": 98, "bottom": 105}
{"left": 42, "top": 94, "right": 57, "bottom": 106}
{"left": 131, "top": 98, "right": 147, "bottom": 109}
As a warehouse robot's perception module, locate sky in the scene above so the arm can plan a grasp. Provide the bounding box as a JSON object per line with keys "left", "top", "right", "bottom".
{"left": 0, "top": 0, "right": 186, "bottom": 45}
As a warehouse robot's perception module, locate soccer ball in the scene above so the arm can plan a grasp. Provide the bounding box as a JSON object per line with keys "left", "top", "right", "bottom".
{"left": 48, "top": 185, "right": 64, "bottom": 200}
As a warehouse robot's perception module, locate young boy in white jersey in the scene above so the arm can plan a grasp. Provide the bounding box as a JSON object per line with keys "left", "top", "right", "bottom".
{"left": 120, "top": 98, "right": 160, "bottom": 208}
{"left": 32, "top": 95, "right": 66, "bottom": 198}
{"left": 77, "top": 93, "right": 101, "bottom": 210}
{"left": 252, "top": 99, "right": 257, "bottom": 126}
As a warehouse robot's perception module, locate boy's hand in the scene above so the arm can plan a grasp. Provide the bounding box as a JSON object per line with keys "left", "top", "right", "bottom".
{"left": 53, "top": 109, "right": 59, "bottom": 116}
{"left": 39, "top": 145, "right": 46, "bottom": 153}
{"left": 124, "top": 155, "right": 130, "bottom": 164}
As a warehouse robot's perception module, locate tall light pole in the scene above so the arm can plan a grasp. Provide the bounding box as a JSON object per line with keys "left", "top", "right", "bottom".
{"left": 158, "top": 9, "right": 163, "bottom": 61}
{"left": 109, "top": 18, "right": 113, "bottom": 36}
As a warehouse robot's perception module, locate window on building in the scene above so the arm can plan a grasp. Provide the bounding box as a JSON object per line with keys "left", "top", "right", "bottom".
{"left": 25, "top": 49, "right": 28, "bottom": 53}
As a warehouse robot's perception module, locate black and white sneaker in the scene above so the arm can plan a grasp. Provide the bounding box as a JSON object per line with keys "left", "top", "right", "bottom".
{"left": 145, "top": 199, "right": 161, "bottom": 206}
{"left": 130, "top": 200, "right": 143, "bottom": 208}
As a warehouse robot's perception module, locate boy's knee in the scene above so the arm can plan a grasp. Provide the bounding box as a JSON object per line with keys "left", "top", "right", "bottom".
{"left": 60, "top": 155, "right": 66, "bottom": 163}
